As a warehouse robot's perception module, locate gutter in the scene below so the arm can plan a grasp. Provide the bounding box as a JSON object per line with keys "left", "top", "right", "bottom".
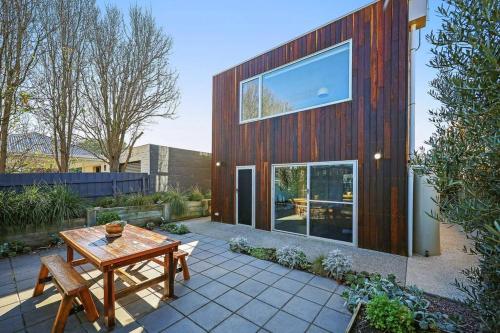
{"left": 408, "top": 24, "right": 421, "bottom": 256}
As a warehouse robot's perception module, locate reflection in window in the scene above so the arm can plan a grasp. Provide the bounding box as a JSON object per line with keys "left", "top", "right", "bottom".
{"left": 240, "top": 41, "right": 351, "bottom": 122}
{"left": 241, "top": 78, "right": 259, "bottom": 121}
{"left": 273, "top": 165, "right": 307, "bottom": 235}
{"left": 309, "top": 202, "right": 353, "bottom": 242}
{"left": 310, "top": 165, "right": 353, "bottom": 202}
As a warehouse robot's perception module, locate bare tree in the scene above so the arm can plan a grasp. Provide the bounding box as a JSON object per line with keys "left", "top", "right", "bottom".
{"left": 80, "top": 5, "right": 179, "bottom": 171}
{"left": 0, "top": 0, "right": 44, "bottom": 173}
{"left": 34, "top": 0, "right": 96, "bottom": 172}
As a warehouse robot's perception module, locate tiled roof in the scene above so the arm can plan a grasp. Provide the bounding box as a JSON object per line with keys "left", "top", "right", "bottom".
{"left": 7, "top": 133, "right": 97, "bottom": 159}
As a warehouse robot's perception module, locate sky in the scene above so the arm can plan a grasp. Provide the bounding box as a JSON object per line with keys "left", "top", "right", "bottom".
{"left": 97, "top": 0, "right": 442, "bottom": 153}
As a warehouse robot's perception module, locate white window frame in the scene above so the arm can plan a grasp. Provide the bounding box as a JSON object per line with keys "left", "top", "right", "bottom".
{"left": 239, "top": 39, "right": 352, "bottom": 124}
{"left": 235, "top": 165, "right": 256, "bottom": 228}
{"left": 270, "top": 160, "right": 358, "bottom": 247}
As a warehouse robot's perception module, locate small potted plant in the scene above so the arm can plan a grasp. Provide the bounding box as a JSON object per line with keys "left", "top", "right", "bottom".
{"left": 105, "top": 220, "right": 127, "bottom": 238}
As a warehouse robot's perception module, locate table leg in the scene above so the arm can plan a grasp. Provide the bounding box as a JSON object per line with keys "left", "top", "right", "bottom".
{"left": 164, "top": 251, "right": 174, "bottom": 298}
{"left": 66, "top": 245, "right": 74, "bottom": 263}
{"left": 103, "top": 270, "right": 115, "bottom": 328}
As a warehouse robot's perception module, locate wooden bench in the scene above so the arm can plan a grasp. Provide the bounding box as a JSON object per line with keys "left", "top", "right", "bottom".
{"left": 129, "top": 250, "right": 190, "bottom": 280}
{"left": 33, "top": 255, "right": 99, "bottom": 333}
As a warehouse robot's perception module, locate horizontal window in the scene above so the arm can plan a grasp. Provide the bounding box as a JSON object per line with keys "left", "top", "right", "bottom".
{"left": 239, "top": 40, "right": 351, "bottom": 123}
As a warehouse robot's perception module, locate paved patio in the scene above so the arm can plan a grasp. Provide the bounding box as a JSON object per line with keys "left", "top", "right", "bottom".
{"left": 0, "top": 229, "right": 351, "bottom": 333}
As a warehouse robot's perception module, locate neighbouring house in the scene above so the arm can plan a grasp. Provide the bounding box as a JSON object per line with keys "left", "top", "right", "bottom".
{"left": 120, "top": 144, "right": 211, "bottom": 193}
{"left": 7, "top": 133, "right": 108, "bottom": 173}
{"left": 212, "top": 0, "right": 428, "bottom": 256}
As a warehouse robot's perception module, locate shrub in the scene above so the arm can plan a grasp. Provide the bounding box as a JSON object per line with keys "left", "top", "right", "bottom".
{"left": 145, "top": 222, "right": 155, "bottom": 230}
{"left": 160, "top": 223, "right": 190, "bottom": 235}
{"left": 94, "top": 196, "right": 115, "bottom": 208}
{"left": 0, "top": 241, "right": 30, "bottom": 257}
{"left": 276, "top": 246, "right": 308, "bottom": 269}
{"left": 203, "top": 190, "right": 211, "bottom": 199}
{"left": 187, "top": 186, "right": 204, "bottom": 201}
{"left": 249, "top": 247, "right": 276, "bottom": 261}
{"left": 125, "top": 193, "right": 154, "bottom": 206}
{"left": 322, "top": 249, "right": 352, "bottom": 280}
{"left": 96, "top": 211, "right": 121, "bottom": 225}
{"left": 163, "top": 187, "right": 188, "bottom": 217}
{"left": 366, "top": 294, "right": 415, "bottom": 333}
{"left": 310, "top": 255, "right": 328, "bottom": 276}
{"left": 48, "top": 185, "right": 86, "bottom": 224}
{"left": 229, "top": 236, "right": 249, "bottom": 253}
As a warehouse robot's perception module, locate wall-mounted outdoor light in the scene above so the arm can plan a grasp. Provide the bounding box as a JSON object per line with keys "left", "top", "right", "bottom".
{"left": 214, "top": 212, "right": 220, "bottom": 216}
{"left": 374, "top": 152, "right": 382, "bottom": 160}
{"left": 215, "top": 161, "right": 222, "bottom": 167}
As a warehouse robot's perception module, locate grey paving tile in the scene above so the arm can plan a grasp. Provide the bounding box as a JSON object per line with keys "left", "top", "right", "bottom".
{"left": 196, "top": 281, "right": 230, "bottom": 299}
{"left": 219, "top": 251, "right": 241, "bottom": 259}
{"left": 325, "top": 294, "right": 349, "bottom": 314}
{"left": 308, "top": 276, "right": 339, "bottom": 292}
{"left": 297, "top": 285, "right": 332, "bottom": 305}
{"left": 256, "top": 287, "right": 293, "bottom": 308}
{"left": 307, "top": 325, "right": 329, "bottom": 333}
{"left": 189, "top": 261, "right": 214, "bottom": 273}
{"left": 204, "top": 255, "right": 229, "bottom": 266}
{"left": 136, "top": 304, "right": 183, "bottom": 333}
{"left": 252, "top": 270, "right": 281, "bottom": 285}
{"left": 189, "top": 302, "right": 231, "bottom": 331}
{"left": 273, "top": 277, "right": 305, "bottom": 294}
{"left": 285, "top": 270, "right": 315, "bottom": 284}
{"left": 313, "top": 308, "right": 351, "bottom": 333}
{"left": 0, "top": 301, "right": 21, "bottom": 320}
{"left": 0, "top": 313, "right": 24, "bottom": 332}
{"left": 233, "top": 254, "right": 256, "bottom": 264}
{"left": 200, "top": 266, "right": 229, "bottom": 279}
{"left": 236, "top": 279, "right": 267, "bottom": 297}
{"left": 209, "top": 239, "right": 228, "bottom": 246}
{"left": 237, "top": 299, "right": 278, "bottom": 326}
{"left": 179, "top": 274, "right": 212, "bottom": 290}
{"left": 169, "top": 291, "right": 209, "bottom": 315}
{"left": 248, "top": 259, "right": 273, "bottom": 269}
{"left": 162, "top": 318, "right": 206, "bottom": 333}
{"left": 214, "top": 289, "right": 252, "bottom": 312}
{"left": 282, "top": 296, "right": 322, "bottom": 322}
{"left": 218, "top": 259, "right": 245, "bottom": 271}
{"left": 191, "top": 251, "right": 215, "bottom": 261}
{"left": 198, "top": 243, "right": 218, "bottom": 251}
{"left": 212, "top": 314, "right": 259, "bottom": 333}
{"left": 264, "top": 310, "right": 310, "bottom": 333}
{"left": 334, "top": 284, "right": 348, "bottom": 296}
{"left": 265, "top": 263, "right": 291, "bottom": 276}
{"left": 218, "top": 272, "right": 247, "bottom": 288}
{"left": 234, "top": 265, "right": 262, "bottom": 278}
{"left": 206, "top": 246, "right": 228, "bottom": 255}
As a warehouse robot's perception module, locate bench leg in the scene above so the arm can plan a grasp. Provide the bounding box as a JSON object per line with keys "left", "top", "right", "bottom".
{"left": 180, "top": 257, "right": 190, "bottom": 280}
{"left": 164, "top": 252, "right": 174, "bottom": 298}
{"left": 103, "top": 270, "right": 115, "bottom": 328}
{"left": 51, "top": 295, "right": 75, "bottom": 333}
{"left": 79, "top": 289, "right": 99, "bottom": 322}
{"left": 33, "top": 264, "right": 49, "bottom": 297}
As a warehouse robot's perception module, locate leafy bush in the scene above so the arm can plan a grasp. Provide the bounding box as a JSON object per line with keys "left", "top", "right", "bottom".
{"left": 125, "top": 194, "right": 154, "bottom": 206}
{"left": 229, "top": 236, "right": 249, "bottom": 253}
{"left": 160, "top": 223, "right": 190, "bottom": 235}
{"left": 322, "top": 249, "right": 352, "bottom": 280}
{"left": 96, "top": 211, "right": 121, "bottom": 225}
{"left": 366, "top": 294, "right": 415, "bottom": 333}
{"left": 0, "top": 241, "right": 31, "bottom": 257}
{"left": 343, "top": 273, "right": 458, "bottom": 332}
{"left": 249, "top": 247, "right": 276, "bottom": 261}
{"left": 276, "top": 246, "right": 308, "bottom": 269}
{"left": 310, "top": 255, "right": 328, "bottom": 276}
{"left": 163, "top": 187, "right": 188, "bottom": 217}
{"left": 145, "top": 222, "right": 155, "bottom": 230}
{"left": 0, "top": 185, "right": 85, "bottom": 232}
{"left": 203, "top": 190, "right": 211, "bottom": 199}
{"left": 187, "top": 186, "right": 204, "bottom": 201}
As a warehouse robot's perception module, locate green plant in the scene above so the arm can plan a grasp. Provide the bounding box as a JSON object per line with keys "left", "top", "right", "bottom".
{"left": 0, "top": 241, "right": 30, "bottom": 257}
{"left": 48, "top": 185, "right": 86, "bottom": 224}
{"left": 366, "top": 294, "right": 415, "bottom": 333}
{"left": 229, "top": 236, "right": 249, "bottom": 253}
{"left": 163, "top": 187, "right": 188, "bottom": 217}
{"left": 160, "top": 223, "right": 190, "bottom": 234}
{"left": 96, "top": 211, "right": 121, "bottom": 225}
{"left": 49, "top": 233, "right": 64, "bottom": 246}
{"left": 187, "top": 186, "right": 204, "bottom": 201}
{"left": 203, "top": 190, "right": 211, "bottom": 199}
{"left": 249, "top": 247, "right": 276, "bottom": 261}
{"left": 94, "top": 196, "right": 116, "bottom": 207}
{"left": 411, "top": 0, "right": 499, "bottom": 330}
{"left": 125, "top": 193, "right": 154, "bottom": 206}
{"left": 276, "top": 246, "right": 308, "bottom": 269}
{"left": 145, "top": 222, "right": 155, "bottom": 230}
{"left": 322, "top": 249, "right": 352, "bottom": 281}
{"left": 309, "top": 255, "right": 328, "bottom": 276}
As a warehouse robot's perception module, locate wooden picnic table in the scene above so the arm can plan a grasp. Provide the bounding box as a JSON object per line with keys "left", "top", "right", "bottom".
{"left": 59, "top": 224, "right": 180, "bottom": 329}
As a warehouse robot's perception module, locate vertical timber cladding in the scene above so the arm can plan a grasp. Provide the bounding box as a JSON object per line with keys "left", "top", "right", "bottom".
{"left": 212, "top": 0, "right": 409, "bottom": 255}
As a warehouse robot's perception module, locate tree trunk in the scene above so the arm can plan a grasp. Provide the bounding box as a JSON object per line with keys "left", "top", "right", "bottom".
{"left": 0, "top": 96, "right": 13, "bottom": 173}
{"left": 109, "top": 157, "right": 120, "bottom": 172}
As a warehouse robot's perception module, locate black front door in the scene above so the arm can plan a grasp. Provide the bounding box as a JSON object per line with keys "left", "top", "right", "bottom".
{"left": 237, "top": 168, "right": 253, "bottom": 226}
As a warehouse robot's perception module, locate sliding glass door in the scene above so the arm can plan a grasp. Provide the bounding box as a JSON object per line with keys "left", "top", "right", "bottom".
{"left": 272, "top": 161, "right": 357, "bottom": 244}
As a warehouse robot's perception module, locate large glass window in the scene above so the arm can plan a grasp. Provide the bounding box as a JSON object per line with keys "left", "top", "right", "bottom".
{"left": 240, "top": 40, "right": 351, "bottom": 123}
{"left": 272, "top": 162, "right": 356, "bottom": 244}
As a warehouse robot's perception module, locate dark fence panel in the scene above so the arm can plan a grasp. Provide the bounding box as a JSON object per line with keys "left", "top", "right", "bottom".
{"left": 0, "top": 173, "right": 150, "bottom": 199}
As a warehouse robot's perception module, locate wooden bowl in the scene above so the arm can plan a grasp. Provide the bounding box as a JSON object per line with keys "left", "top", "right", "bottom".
{"left": 105, "top": 221, "right": 126, "bottom": 237}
